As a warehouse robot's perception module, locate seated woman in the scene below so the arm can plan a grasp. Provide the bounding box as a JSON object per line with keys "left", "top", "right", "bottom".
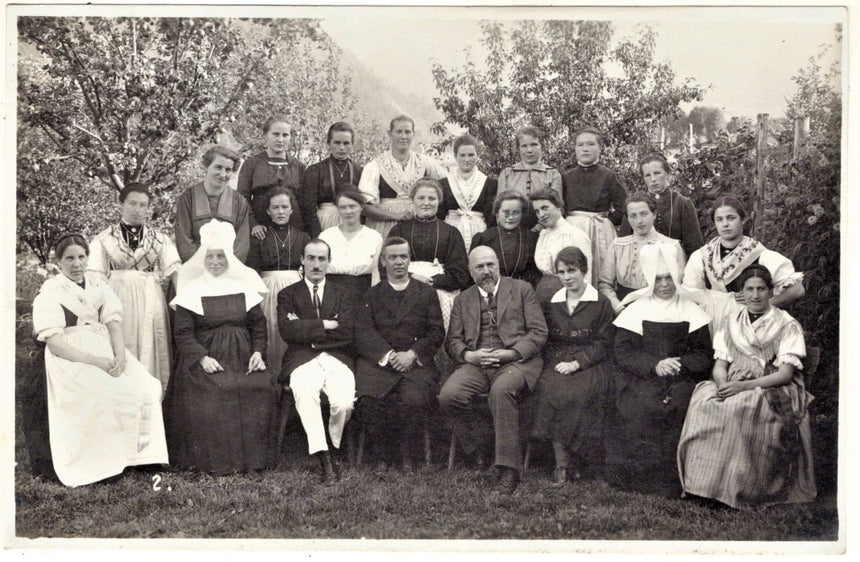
{"left": 389, "top": 178, "right": 470, "bottom": 331}
{"left": 678, "top": 264, "right": 816, "bottom": 509}
{"left": 604, "top": 242, "right": 713, "bottom": 497}
{"left": 470, "top": 190, "right": 540, "bottom": 286}
{"left": 31, "top": 233, "right": 168, "bottom": 486}
{"left": 530, "top": 188, "right": 592, "bottom": 303}
{"left": 319, "top": 188, "right": 383, "bottom": 303}
{"left": 531, "top": 246, "right": 615, "bottom": 487}
{"left": 166, "top": 220, "right": 277, "bottom": 478}
{"left": 437, "top": 134, "right": 498, "bottom": 250}
{"left": 599, "top": 192, "right": 686, "bottom": 314}
{"left": 247, "top": 187, "right": 310, "bottom": 372}
{"left": 88, "top": 183, "right": 181, "bottom": 395}
{"left": 684, "top": 194, "right": 805, "bottom": 333}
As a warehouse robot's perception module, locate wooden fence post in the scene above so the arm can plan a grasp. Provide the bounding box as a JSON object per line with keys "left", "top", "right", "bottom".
{"left": 752, "top": 113, "right": 769, "bottom": 240}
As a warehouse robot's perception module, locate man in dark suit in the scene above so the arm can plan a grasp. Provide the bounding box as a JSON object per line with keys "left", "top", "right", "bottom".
{"left": 278, "top": 239, "right": 355, "bottom": 483}
{"left": 438, "top": 245, "right": 548, "bottom": 494}
{"left": 354, "top": 236, "right": 445, "bottom": 473}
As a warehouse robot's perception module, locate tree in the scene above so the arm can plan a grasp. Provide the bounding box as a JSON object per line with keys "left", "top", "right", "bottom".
{"left": 431, "top": 21, "right": 705, "bottom": 174}
{"left": 687, "top": 106, "right": 726, "bottom": 143}
{"left": 18, "top": 17, "right": 320, "bottom": 195}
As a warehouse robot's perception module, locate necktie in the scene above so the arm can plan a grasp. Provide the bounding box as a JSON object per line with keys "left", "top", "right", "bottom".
{"left": 313, "top": 284, "right": 321, "bottom": 319}
{"left": 486, "top": 291, "right": 495, "bottom": 324}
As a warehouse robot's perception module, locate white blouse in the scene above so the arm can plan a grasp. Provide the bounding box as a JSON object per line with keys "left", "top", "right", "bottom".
{"left": 319, "top": 225, "right": 383, "bottom": 285}
{"left": 535, "top": 219, "right": 592, "bottom": 280}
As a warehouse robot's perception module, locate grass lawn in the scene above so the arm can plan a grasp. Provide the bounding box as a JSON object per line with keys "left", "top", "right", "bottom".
{"left": 11, "top": 299, "right": 841, "bottom": 546}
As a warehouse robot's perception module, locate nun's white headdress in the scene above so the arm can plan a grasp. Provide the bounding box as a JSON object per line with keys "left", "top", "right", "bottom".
{"left": 170, "top": 219, "right": 267, "bottom": 314}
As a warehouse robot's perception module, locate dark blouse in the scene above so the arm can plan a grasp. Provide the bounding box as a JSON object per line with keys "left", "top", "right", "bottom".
{"left": 615, "top": 321, "right": 713, "bottom": 380}
{"left": 300, "top": 157, "right": 363, "bottom": 237}
{"left": 542, "top": 294, "right": 615, "bottom": 369}
{"left": 388, "top": 218, "right": 470, "bottom": 291}
{"left": 436, "top": 177, "right": 499, "bottom": 228}
{"left": 561, "top": 163, "right": 628, "bottom": 226}
{"left": 237, "top": 151, "right": 305, "bottom": 230}
{"left": 470, "top": 226, "right": 540, "bottom": 287}
{"left": 246, "top": 224, "right": 310, "bottom": 272}
{"left": 619, "top": 189, "right": 704, "bottom": 259}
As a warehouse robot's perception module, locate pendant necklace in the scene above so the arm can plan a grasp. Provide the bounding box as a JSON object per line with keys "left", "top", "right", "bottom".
{"left": 498, "top": 228, "right": 523, "bottom": 276}
{"left": 272, "top": 226, "right": 292, "bottom": 270}
{"left": 410, "top": 218, "right": 440, "bottom": 262}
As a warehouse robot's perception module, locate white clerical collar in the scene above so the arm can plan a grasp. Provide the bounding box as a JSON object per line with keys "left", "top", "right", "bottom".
{"left": 550, "top": 283, "right": 598, "bottom": 303}
{"left": 476, "top": 278, "right": 501, "bottom": 298}
{"left": 388, "top": 278, "right": 410, "bottom": 291}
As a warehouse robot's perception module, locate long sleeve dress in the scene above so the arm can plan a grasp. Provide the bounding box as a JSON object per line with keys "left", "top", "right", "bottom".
{"left": 318, "top": 225, "right": 384, "bottom": 303}
{"left": 174, "top": 183, "right": 250, "bottom": 263}
{"left": 497, "top": 161, "right": 562, "bottom": 230}
{"left": 31, "top": 273, "right": 168, "bottom": 486}
{"left": 470, "top": 226, "right": 541, "bottom": 287}
{"left": 246, "top": 224, "right": 310, "bottom": 372}
{"left": 531, "top": 285, "right": 615, "bottom": 471}
{"left": 604, "top": 297, "right": 713, "bottom": 497}
{"left": 677, "top": 307, "right": 816, "bottom": 509}
{"left": 437, "top": 172, "right": 498, "bottom": 250}
{"left": 166, "top": 294, "right": 278, "bottom": 475}
{"left": 534, "top": 219, "right": 592, "bottom": 302}
{"left": 619, "top": 189, "right": 704, "bottom": 259}
{"left": 388, "top": 217, "right": 470, "bottom": 331}
{"left": 236, "top": 151, "right": 305, "bottom": 231}
{"left": 300, "top": 156, "right": 363, "bottom": 237}
{"left": 88, "top": 222, "right": 181, "bottom": 393}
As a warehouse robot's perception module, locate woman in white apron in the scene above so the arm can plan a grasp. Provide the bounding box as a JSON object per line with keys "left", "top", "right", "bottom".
{"left": 300, "top": 121, "right": 363, "bottom": 238}
{"left": 31, "top": 233, "right": 168, "bottom": 487}
{"left": 88, "top": 183, "right": 181, "bottom": 395}
{"left": 358, "top": 115, "right": 447, "bottom": 239}
{"left": 389, "top": 179, "right": 470, "bottom": 332}
{"left": 438, "top": 134, "right": 497, "bottom": 250}
{"left": 246, "top": 187, "right": 310, "bottom": 371}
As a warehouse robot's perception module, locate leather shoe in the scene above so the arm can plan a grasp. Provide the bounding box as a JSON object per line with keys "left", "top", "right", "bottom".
{"left": 492, "top": 467, "right": 520, "bottom": 495}
{"left": 316, "top": 451, "right": 337, "bottom": 483}
{"left": 330, "top": 448, "right": 343, "bottom": 480}
{"left": 551, "top": 466, "right": 567, "bottom": 488}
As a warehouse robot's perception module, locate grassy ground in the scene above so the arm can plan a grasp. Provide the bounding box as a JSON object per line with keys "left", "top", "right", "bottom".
{"left": 12, "top": 299, "right": 840, "bottom": 543}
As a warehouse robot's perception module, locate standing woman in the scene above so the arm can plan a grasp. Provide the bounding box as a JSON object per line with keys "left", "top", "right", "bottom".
{"left": 683, "top": 195, "right": 805, "bottom": 332}
{"left": 31, "top": 233, "right": 168, "bottom": 486}
{"left": 470, "top": 190, "right": 540, "bottom": 287}
{"left": 358, "top": 115, "right": 447, "bottom": 239}
{"left": 497, "top": 126, "right": 563, "bottom": 230}
{"left": 319, "top": 189, "right": 384, "bottom": 303}
{"left": 599, "top": 193, "right": 686, "bottom": 314}
{"left": 678, "top": 265, "right": 815, "bottom": 509}
{"left": 619, "top": 153, "right": 704, "bottom": 259}
{"left": 88, "top": 183, "right": 181, "bottom": 395}
{"left": 389, "top": 178, "right": 470, "bottom": 331}
{"left": 437, "top": 134, "right": 498, "bottom": 250}
{"left": 562, "top": 126, "right": 628, "bottom": 286}
{"left": 167, "top": 220, "right": 276, "bottom": 478}
{"left": 301, "top": 122, "right": 363, "bottom": 238}
{"left": 246, "top": 187, "right": 310, "bottom": 372}
{"left": 604, "top": 243, "right": 713, "bottom": 497}
{"left": 531, "top": 247, "right": 615, "bottom": 486}
{"left": 175, "top": 145, "right": 250, "bottom": 263}
{"left": 237, "top": 115, "right": 305, "bottom": 239}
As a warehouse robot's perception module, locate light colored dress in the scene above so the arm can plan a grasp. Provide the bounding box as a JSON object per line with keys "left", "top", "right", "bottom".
{"left": 534, "top": 218, "right": 592, "bottom": 302}
{"left": 357, "top": 150, "right": 446, "bottom": 239}
{"left": 319, "top": 225, "right": 383, "bottom": 301}
{"left": 88, "top": 223, "right": 181, "bottom": 393}
{"left": 677, "top": 306, "right": 816, "bottom": 509}
{"left": 442, "top": 170, "right": 490, "bottom": 250}
{"left": 598, "top": 229, "right": 686, "bottom": 313}
{"left": 683, "top": 236, "right": 803, "bottom": 334}
{"left": 32, "top": 273, "right": 168, "bottom": 486}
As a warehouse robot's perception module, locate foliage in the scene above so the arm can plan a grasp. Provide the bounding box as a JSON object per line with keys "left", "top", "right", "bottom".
{"left": 660, "top": 106, "right": 727, "bottom": 147}
{"left": 431, "top": 21, "right": 705, "bottom": 174}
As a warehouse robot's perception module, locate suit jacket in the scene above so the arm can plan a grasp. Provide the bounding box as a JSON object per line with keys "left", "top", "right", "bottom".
{"left": 446, "top": 276, "right": 548, "bottom": 389}
{"left": 277, "top": 279, "right": 355, "bottom": 382}
{"left": 354, "top": 280, "right": 445, "bottom": 398}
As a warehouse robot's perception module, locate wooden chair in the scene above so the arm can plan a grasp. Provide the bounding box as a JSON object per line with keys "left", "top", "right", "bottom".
{"left": 356, "top": 418, "right": 433, "bottom": 468}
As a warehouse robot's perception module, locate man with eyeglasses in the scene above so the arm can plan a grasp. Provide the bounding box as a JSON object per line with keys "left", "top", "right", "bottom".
{"left": 438, "top": 245, "right": 548, "bottom": 494}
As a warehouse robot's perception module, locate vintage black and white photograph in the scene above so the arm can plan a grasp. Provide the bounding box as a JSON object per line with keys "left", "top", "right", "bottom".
{"left": 5, "top": 1, "right": 847, "bottom": 553}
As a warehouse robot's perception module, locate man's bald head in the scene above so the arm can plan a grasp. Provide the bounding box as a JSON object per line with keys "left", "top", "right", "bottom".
{"left": 469, "top": 245, "right": 501, "bottom": 291}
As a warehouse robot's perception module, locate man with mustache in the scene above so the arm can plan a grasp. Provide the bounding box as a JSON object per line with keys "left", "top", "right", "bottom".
{"left": 278, "top": 239, "right": 355, "bottom": 483}
{"left": 438, "top": 246, "right": 548, "bottom": 494}
{"left": 353, "top": 236, "right": 445, "bottom": 473}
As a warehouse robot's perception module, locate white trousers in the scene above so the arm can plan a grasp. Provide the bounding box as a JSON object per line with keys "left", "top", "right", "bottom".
{"left": 290, "top": 352, "right": 355, "bottom": 455}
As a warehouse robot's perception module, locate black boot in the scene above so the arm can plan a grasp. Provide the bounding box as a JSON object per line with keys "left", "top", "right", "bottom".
{"left": 315, "top": 451, "right": 337, "bottom": 484}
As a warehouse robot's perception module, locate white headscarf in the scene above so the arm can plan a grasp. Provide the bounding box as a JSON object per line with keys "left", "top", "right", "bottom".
{"left": 614, "top": 243, "right": 710, "bottom": 335}
{"left": 170, "top": 220, "right": 267, "bottom": 314}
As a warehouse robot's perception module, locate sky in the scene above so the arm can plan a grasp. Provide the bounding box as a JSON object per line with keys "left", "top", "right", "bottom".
{"left": 320, "top": 5, "right": 843, "bottom": 120}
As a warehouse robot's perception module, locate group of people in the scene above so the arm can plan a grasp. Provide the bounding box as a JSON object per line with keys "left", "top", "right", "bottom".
{"left": 24, "top": 114, "right": 816, "bottom": 511}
